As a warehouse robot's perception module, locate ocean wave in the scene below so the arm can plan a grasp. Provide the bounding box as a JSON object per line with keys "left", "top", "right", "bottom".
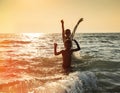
{"left": 0, "top": 71, "right": 97, "bottom": 93}
{"left": 0, "top": 40, "right": 31, "bottom": 44}
{"left": 0, "top": 33, "right": 120, "bottom": 92}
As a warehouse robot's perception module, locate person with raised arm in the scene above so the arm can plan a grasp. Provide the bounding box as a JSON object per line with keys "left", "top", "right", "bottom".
{"left": 54, "top": 39, "right": 81, "bottom": 72}
{"left": 61, "top": 18, "right": 83, "bottom": 45}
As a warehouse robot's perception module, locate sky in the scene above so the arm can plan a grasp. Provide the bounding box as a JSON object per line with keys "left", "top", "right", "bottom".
{"left": 0, "top": 0, "right": 120, "bottom": 33}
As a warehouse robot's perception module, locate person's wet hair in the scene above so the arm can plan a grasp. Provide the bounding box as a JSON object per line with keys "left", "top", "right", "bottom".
{"left": 65, "top": 29, "right": 71, "bottom": 36}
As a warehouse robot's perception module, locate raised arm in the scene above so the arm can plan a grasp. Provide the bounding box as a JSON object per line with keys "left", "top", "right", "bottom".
{"left": 71, "top": 18, "right": 83, "bottom": 39}
{"left": 61, "top": 20, "right": 65, "bottom": 41}
{"left": 72, "top": 39, "right": 81, "bottom": 52}
{"left": 54, "top": 43, "right": 62, "bottom": 55}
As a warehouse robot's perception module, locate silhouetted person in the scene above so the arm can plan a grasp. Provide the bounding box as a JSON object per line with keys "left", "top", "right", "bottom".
{"left": 54, "top": 39, "right": 80, "bottom": 72}
{"left": 61, "top": 18, "right": 83, "bottom": 45}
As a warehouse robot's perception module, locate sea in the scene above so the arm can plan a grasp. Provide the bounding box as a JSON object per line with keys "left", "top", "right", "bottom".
{"left": 0, "top": 33, "right": 120, "bottom": 93}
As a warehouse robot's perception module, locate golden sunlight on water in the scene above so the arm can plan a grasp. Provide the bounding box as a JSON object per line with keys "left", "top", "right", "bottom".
{"left": 23, "top": 33, "right": 45, "bottom": 37}
{"left": 0, "top": 33, "right": 120, "bottom": 92}
{"left": 22, "top": 33, "right": 45, "bottom": 41}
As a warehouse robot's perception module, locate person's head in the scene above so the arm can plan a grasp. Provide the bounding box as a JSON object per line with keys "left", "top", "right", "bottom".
{"left": 65, "top": 29, "right": 71, "bottom": 37}
{"left": 64, "top": 39, "right": 72, "bottom": 50}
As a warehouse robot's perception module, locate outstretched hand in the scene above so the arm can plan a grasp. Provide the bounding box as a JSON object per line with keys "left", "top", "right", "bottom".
{"left": 61, "top": 20, "right": 64, "bottom": 24}
{"left": 79, "top": 18, "right": 83, "bottom": 22}
{"left": 54, "top": 43, "right": 57, "bottom": 47}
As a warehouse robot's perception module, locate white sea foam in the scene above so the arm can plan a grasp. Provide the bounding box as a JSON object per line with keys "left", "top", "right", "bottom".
{"left": 31, "top": 71, "right": 97, "bottom": 93}
{"left": 0, "top": 33, "right": 120, "bottom": 93}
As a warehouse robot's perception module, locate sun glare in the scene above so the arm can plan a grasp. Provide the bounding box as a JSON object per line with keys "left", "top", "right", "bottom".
{"left": 22, "top": 33, "right": 45, "bottom": 41}
{"left": 23, "top": 33, "right": 44, "bottom": 37}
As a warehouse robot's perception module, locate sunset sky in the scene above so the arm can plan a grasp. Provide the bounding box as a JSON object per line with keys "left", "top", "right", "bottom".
{"left": 0, "top": 0, "right": 120, "bottom": 33}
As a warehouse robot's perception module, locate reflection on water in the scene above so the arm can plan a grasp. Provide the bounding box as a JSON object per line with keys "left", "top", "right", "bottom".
{"left": 0, "top": 33, "right": 120, "bottom": 93}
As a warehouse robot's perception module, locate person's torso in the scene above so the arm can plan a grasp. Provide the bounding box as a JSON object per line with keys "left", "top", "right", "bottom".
{"left": 62, "top": 50, "right": 72, "bottom": 68}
